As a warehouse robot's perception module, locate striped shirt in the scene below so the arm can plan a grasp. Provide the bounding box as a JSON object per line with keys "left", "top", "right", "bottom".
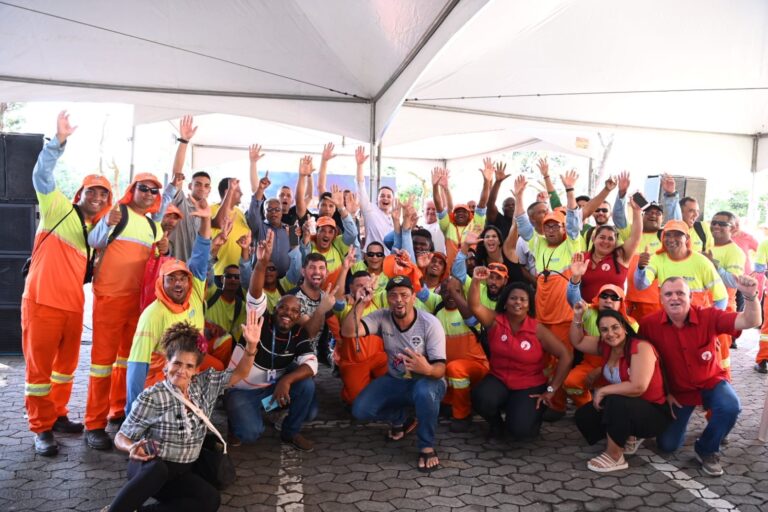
{"left": 119, "top": 368, "right": 233, "bottom": 464}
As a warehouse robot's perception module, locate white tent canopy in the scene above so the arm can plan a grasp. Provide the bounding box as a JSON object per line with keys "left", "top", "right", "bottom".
{"left": 2, "top": 0, "right": 768, "bottom": 214}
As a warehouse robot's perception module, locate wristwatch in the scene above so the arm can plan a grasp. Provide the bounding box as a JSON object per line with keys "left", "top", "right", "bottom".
{"left": 546, "top": 385, "right": 555, "bottom": 393}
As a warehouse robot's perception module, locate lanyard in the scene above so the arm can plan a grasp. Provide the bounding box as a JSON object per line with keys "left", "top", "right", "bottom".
{"left": 270, "top": 325, "right": 292, "bottom": 370}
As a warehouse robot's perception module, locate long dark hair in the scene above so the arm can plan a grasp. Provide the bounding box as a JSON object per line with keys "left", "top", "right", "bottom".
{"left": 474, "top": 225, "right": 503, "bottom": 266}
{"left": 589, "top": 225, "right": 622, "bottom": 274}
{"left": 595, "top": 309, "right": 638, "bottom": 361}
{"left": 495, "top": 281, "right": 535, "bottom": 317}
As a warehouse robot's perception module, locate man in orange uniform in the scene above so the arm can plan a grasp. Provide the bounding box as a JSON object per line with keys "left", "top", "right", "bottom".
{"left": 22, "top": 112, "right": 113, "bottom": 456}
{"left": 85, "top": 171, "right": 163, "bottom": 449}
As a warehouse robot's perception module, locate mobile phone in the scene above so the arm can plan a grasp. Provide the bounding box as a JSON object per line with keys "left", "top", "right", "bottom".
{"left": 631, "top": 191, "right": 649, "bottom": 210}
{"left": 262, "top": 394, "right": 279, "bottom": 412}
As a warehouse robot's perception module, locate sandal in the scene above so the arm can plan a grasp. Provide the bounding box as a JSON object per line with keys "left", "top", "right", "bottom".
{"left": 418, "top": 449, "right": 440, "bottom": 473}
{"left": 623, "top": 437, "right": 644, "bottom": 456}
{"left": 385, "top": 416, "right": 417, "bottom": 442}
{"left": 587, "top": 452, "right": 628, "bottom": 473}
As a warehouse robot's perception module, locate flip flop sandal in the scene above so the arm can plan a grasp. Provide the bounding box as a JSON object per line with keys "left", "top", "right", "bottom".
{"left": 587, "top": 452, "right": 628, "bottom": 473}
{"left": 418, "top": 450, "right": 440, "bottom": 473}
{"left": 385, "top": 417, "right": 418, "bottom": 442}
{"left": 623, "top": 437, "right": 644, "bottom": 455}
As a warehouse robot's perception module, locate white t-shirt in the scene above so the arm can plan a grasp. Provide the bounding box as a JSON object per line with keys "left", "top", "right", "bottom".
{"left": 357, "top": 181, "right": 394, "bottom": 254}
{"left": 424, "top": 221, "right": 447, "bottom": 254}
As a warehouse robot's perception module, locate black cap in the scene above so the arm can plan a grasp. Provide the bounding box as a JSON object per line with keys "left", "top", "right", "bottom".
{"left": 385, "top": 275, "right": 413, "bottom": 292}
{"left": 645, "top": 201, "right": 663, "bottom": 212}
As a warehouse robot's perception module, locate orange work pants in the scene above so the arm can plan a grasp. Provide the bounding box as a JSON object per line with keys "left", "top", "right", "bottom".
{"left": 563, "top": 355, "right": 606, "bottom": 408}
{"left": 21, "top": 299, "right": 83, "bottom": 433}
{"left": 626, "top": 301, "right": 660, "bottom": 323}
{"left": 757, "top": 297, "right": 768, "bottom": 363}
{"left": 86, "top": 294, "right": 140, "bottom": 430}
{"left": 541, "top": 321, "right": 573, "bottom": 413}
{"left": 444, "top": 358, "right": 490, "bottom": 419}
{"left": 338, "top": 352, "right": 388, "bottom": 405}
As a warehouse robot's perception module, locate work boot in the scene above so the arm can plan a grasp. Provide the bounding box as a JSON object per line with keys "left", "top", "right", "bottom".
{"left": 755, "top": 361, "right": 768, "bottom": 374}
{"left": 542, "top": 408, "right": 566, "bottom": 423}
{"left": 34, "top": 430, "right": 59, "bottom": 456}
{"left": 52, "top": 415, "right": 84, "bottom": 434}
{"left": 85, "top": 429, "right": 113, "bottom": 450}
{"left": 281, "top": 433, "right": 314, "bottom": 452}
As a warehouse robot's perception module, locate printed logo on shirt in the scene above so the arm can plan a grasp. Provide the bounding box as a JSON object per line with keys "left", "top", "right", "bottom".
{"left": 701, "top": 350, "right": 713, "bottom": 361}
{"left": 501, "top": 334, "right": 508, "bottom": 342}
{"left": 188, "top": 308, "right": 196, "bottom": 319}
{"left": 601, "top": 263, "right": 611, "bottom": 271}
{"left": 520, "top": 340, "right": 531, "bottom": 351}
{"left": 410, "top": 336, "right": 423, "bottom": 349}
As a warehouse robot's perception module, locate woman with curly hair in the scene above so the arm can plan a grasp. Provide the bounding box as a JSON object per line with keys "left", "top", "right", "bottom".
{"left": 104, "top": 315, "right": 263, "bottom": 512}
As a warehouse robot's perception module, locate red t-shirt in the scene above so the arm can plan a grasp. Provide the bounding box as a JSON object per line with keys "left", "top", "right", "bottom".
{"left": 581, "top": 253, "right": 629, "bottom": 303}
{"left": 638, "top": 306, "right": 740, "bottom": 406}
{"left": 600, "top": 338, "right": 666, "bottom": 405}
{"left": 487, "top": 315, "right": 547, "bottom": 390}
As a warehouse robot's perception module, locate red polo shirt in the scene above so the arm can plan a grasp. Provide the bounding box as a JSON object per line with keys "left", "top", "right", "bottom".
{"left": 487, "top": 314, "right": 547, "bottom": 390}
{"left": 638, "top": 306, "right": 740, "bottom": 406}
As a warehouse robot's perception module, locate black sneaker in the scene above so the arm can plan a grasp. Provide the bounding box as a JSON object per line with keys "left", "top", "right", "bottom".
{"left": 755, "top": 361, "right": 768, "bottom": 374}
{"left": 34, "top": 430, "right": 58, "bottom": 456}
{"left": 52, "top": 415, "right": 84, "bottom": 434}
{"left": 85, "top": 429, "right": 113, "bottom": 450}
{"left": 542, "top": 408, "right": 566, "bottom": 423}
{"left": 449, "top": 417, "right": 471, "bottom": 433}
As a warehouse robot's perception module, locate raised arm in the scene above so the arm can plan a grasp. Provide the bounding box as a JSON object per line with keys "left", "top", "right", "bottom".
{"left": 486, "top": 161, "right": 509, "bottom": 222}
{"left": 440, "top": 169, "right": 453, "bottom": 213}
{"left": 581, "top": 176, "right": 617, "bottom": 220}
{"left": 228, "top": 309, "right": 264, "bottom": 387}
{"left": 33, "top": 111, "right": 75, "bottom": 195}
{"left": 341, "top": 292, "right": 368, "bottom": 338}
{"left": 303, "top": 285, "right": 339, "bottom": 338}
{"left": 335, "top": 248, "right": 356, "bottom": 301}
{"left": 248, "top": 144, "right": 265, "bottom": 195}
{"left": 468, "top": 267, "right": 496, "bottom": 328}
{"left": 248, "top": 231, "right": 274, "bottom": 299}
{"left": 512, "top": 175, "right": 535, "bottom": 242}
{"left": 172, "top": 115, "right": 196, "bottom": 183}
{"left": 354, "top": 146, "right": 372, "bottom": 209}
{"left": 619, "top": 198, "right": 643, "bottom": 264}
{"left": 733, "top": 275, "right": 762, "bottom": 330}
{"left": 187, "top": 198, "right": 213, "bottom": 280}
{"left": 477, "top": 157, "right": 494, "bottom": 209}
{"left": 431, "top": 168, "right": 445, "bottom": 214}
{"left": 502, "top": 219, "right": 520, "bottom": 263}
{"left": 318, "top": 142, "right": 336, "bottom": 195}
{"left": 295, "top": 155, "right": 313, "bottom": 219}
{"left": 211, "top": 178, "right": 239, "bottom": 230}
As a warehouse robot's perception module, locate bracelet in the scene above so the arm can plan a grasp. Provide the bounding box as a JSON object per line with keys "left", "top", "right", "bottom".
{"left": 744, "top": 293, "right": 758, "bottom": 302}
{"left": 542, "top": 175, "right": 551, "bottom": 180}
{"left": 177, "top": 137, "right": 189, "bottom": 144}
{"left": 244, "top": 348, "right": 257, "bottom": 357}
{"left": 565, "top": 187, "right": 574, "bottom": 192}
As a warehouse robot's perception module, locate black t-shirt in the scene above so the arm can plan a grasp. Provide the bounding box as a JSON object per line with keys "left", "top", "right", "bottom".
{"left": 488, "top": 213, "right": 513, "bottom": 240}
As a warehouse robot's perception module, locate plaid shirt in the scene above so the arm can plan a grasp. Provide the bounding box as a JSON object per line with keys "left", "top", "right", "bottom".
{"left": 119, "top": 368, "right": 233, "bottom": 464}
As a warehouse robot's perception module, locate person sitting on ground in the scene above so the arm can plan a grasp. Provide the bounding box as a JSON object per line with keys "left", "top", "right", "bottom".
{"left": 571, "top": 308, "right": 671, "bottom": 473}
{"left": 639, "top": 275, "right": 761, "bottom": 476}
{"left": 106, "top": 318, "right": 264, "bottom": 512}
{"left": 342, "top": 275, "right": 447, "bottom": 473}
{"left": 468, "top": 272, "right": 572, "bottom": 441}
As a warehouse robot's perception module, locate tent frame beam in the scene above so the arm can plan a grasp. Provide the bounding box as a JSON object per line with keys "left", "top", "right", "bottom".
{"left": 0, "top": 75, "right": 369, "bottom": 103}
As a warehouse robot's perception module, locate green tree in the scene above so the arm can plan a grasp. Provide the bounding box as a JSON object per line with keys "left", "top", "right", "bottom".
{"left": 0, "top": 102, "right": 24, "bottom": 132}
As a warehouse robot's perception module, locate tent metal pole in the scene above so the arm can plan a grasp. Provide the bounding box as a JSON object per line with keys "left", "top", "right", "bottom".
{"left": 749, "top": 134, "right": 759, "bottom": 225}
{"left": 588, "top": 158, "right": 594, "bottom": 196}
{"left": 369, "top": 103, "right": 377, "bottom": 199}
{"left": 129, "top": 125, "right": 136, "bottom": 182}
{"left": 376, "top": 142, "right": 383, "bottom": 194}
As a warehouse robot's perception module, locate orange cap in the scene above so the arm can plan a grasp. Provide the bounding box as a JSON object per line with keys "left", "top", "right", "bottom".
{"left": 159, "top": 258, "right": 192, "bottom": 279}
{"left": 662, "top": 220, "right": 689, "bottom": 235}
{"left": 165, "top": 204, "right": 184, "bottom": 219}
{"left": 118, "top": 172, "right": 163, "bottom": 214}
{"left": 487, "top": 262, "right": 509, "bottom": 279}
{"left": 453, "top": 204, "right": 471, "bottom": 212}
{"left": 316, "top": 215, "right": 338, "bottom": 232}
{"left": 72, "top": 174, "right": 114, "bottom": 222}
{"left": 542, "top": 212, "right": 565, "bottom": 226}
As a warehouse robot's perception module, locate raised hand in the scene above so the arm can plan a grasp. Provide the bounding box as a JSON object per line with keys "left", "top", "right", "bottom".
{"left": 560, "top": 170, "right": 578, "bottom": 189}
{"left": 439, "top": 169, "right": 450, "bottom": 189}
{"left": 390, "top": 198, "right": 402, "bottom": 222}
{"left": 330, "top": 184, "right": 345, "bottom": 210}
{"left": 258, "top": 170, "right": 271, "bottom": 191}
{"left": 319, "top": 283, "right": 339, "bottom": 313}
{"left": 171, "top": 172, "right": 185, "bottom": 188}
{"left": 617, "top": 171, "right": 631, "bottom": 198}
{"left": 661, "top": 173, "right": 676, "bottom": 195}
{"left": 107, "top": 203, "right": 122, "bottom": 227}
{"left": 638, "top": 245, "right": 651, "bottom": 268}
{"left": 343, "top": 246, "right": 357, "bottom": 269}
{"left": 513, "top": 175, "right": 527, "bottom": 197}
{"left": 299, "top": 155, "right": 314, "bottom": 176}
{"left": 494, "top": 161, "right": 509, "bottom": 182}
{"left": 536, "top": 157, "right": 549, "bottom": 177}
{"left": 211, "top": 231, "right": 227, "bottom": 255}
{"left": 431, "top": 167, "right": 443, "bottom": 186}
{"left": 355, "top": 146, "right": 369, "bottom": 166}
{"left": 156, "top": 233, "right": 170, "bottom": 255}
{"left": 569, "top": 252, "right": 589, "bottom": 280}
{"left": 345, "top": 192, "right": 359, "bottom": 215}
{"left": 236, "top": 232, "right": 252, "bottom": 251}
{"left": 179, "top": 115, "right": 197, "bottom": 141}
{"left": 190, "top": 198, "right": 211, "bottom": 218}
{"left": 241, "top": 308, "right": 265, "bottom": 349}
{"left": 604, "top": 175, "right": 617, "bottom": 192}
{"left": 536, "top": 191, "right": 548, "bottom": 203}
{"left": 249, "top": 144, "right": 264, "bottom": 163}
{"left": 479, "top": 157, "right": 494, "bottom": 182}
{"left": 402, "top": 199, "right": 417, "bottom": 231}
{"left": 628, "top": 195, "right": 642, "bottom": 211}
{"left": 735, "top": 274, "right": 759, "bottom": 297}
{"left": 416, "top": 251, "right": 432, "bottom": 269}
{"left": 56, "top": 110, "right": 77, "bottom": 143}
{"left": 572, "top": 299, "right": 588, "bottom": 321}
{"left": 322, "top": 142, "right": 336, "bottom": 162}
{"left": 473, "top": 265, "right": 490, "bottom": 281}
{"left": 463, "top": 231, "right": 479, "bottom": 247}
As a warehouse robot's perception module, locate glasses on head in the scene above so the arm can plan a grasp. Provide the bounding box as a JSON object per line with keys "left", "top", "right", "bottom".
{"left": 223, "top": 273, "right": 240, "bottom": 280}
{"left": 594, "top": 208, "right": 609, "bottom": 214}
{"left": 136, "top": 183, "right": 160, "bottom": 195}
{"left": 598, "top": 292, "right": 621, "bottom": 301}
{"left": 711, "top": 220, "right": 731, "bottom": 227}
{"left": 366, "top": 251, "right": 385, "bottom": 258}
{"left": 265, "top": 207, "right": 282, "bottom": 213}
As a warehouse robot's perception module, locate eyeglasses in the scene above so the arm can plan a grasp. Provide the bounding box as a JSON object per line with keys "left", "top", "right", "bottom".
{"left": 265, "top": 207, "right": 282, "bottom": 213}
{"left": 366, "top": 251, "right": 385, "bottom": 258}
{"left": 223, "top": 273, "right": 240, "bottom": 280}
{"left": 598, "top": 292, "right": 621, "bottom": 301}
{"left": 136, "top": 184, "right": 160, "bottom": 195}
{"left": 594, "top": 208, "right": 609, "bottom": 214}
{"left": 711, "top": 220, "right": 731, "bottom": 227}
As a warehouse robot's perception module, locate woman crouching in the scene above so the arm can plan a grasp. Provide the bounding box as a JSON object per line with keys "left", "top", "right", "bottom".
{"left": 572, "top": 307, "right": 671, "bottom": 472}
{"left": 106, "top": 314, "right": 263, "bottom": 511}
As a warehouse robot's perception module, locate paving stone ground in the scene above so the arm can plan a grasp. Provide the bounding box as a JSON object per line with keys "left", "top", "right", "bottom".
{"left": 2, "top": 329, "right": 768, "bottom": 512}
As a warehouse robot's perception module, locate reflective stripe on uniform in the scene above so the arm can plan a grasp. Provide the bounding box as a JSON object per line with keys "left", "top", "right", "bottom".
{"left": 213, "top": 334, "right": 232, "bottom": 350}
{"left": 25, "top": 382, "right": 51, "bottom": 396}
{"left": 721, "top": 356, "right": 731, "bottom": 369}
{"left": 447, "top": 376, "right": 471, "bottom": 389}
{"left": 565, "top": 387, "right": 585, "bottom": 396}
{"left": 113, "top": 357, "right": 128, "bottom": 370}
{"left": 760, "top": 334, "right": 768, "bottom": 343}
{"left": 50, "top": 371, "right": 74, "bottom": 384}
{"left": 90, "top": 364, "right": 113, "bottom": 378}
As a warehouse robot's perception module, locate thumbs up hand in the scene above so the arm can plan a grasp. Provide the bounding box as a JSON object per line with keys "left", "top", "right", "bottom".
{"left": 157, "top": 233, "right": 170, "bottom": 255}
{"left": 107, "top": 203, "right": 122, "bottom": 226}
{"left": 638, "top": 245, "right": 651, "bottom": 268}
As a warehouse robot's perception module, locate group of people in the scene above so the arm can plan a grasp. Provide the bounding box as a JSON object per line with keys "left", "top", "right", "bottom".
{"left": 21, "top": 112, "right": 767, "bottom": 511}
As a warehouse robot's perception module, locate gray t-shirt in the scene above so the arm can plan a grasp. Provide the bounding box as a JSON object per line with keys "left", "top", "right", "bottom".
{"left": 362, "top": 309, "right": 446, "bottom": 379}
{"left": 169, "top": 187, "right": 202, "bottom": 262}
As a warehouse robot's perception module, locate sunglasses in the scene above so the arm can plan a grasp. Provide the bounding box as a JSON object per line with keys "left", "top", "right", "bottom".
{"left": 598, "top": 292, "right": 621, "bottom": 301}
{"left": 594, "top": 208, "right": 609, "bottom": 214}
{"left": 366, "top": 251, "right": 385, "bottom": 258}
{"left": 711, "top": 220, "right": 731, "bottom": 227}
{"left": 223, "top": 273, "right": 240, "bottom": 280}
{"left": 136, "top": 183, "right": 160, "bottom": 195}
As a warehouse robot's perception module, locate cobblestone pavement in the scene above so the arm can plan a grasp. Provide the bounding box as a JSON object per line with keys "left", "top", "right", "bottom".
{"left": 2, "top": 330, "right": 768, "bottom": 512}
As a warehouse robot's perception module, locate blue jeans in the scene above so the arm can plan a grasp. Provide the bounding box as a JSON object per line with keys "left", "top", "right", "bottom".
{"left": 226, "top": 377, "right": 317, "bottom": 443}
{"left": 656, "top": 380, "right": 741, "bottom": 456}
{"left": 352, "top": 374, "right": 446, "bottom": 450}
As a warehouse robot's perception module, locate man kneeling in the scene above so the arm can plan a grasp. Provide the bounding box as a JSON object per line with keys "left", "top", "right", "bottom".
{"left": 342, "top": 276, "right": 447, "bottom": 473}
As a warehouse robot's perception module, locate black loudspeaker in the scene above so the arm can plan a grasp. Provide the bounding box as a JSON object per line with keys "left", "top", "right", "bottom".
{"left": 0, "top": 254, "right": 28, "bottom": 306}
{"left": 645, "top": 175, "right": 707, "bottom": 221}
{"left": 0, "top": 307, "right": 22, "bottom": 355}
{"left": 1, "top": 133, "right": 44, "bottom": 203}
{"left": 0, "top": 203, "right": 36, "bottom": 252}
